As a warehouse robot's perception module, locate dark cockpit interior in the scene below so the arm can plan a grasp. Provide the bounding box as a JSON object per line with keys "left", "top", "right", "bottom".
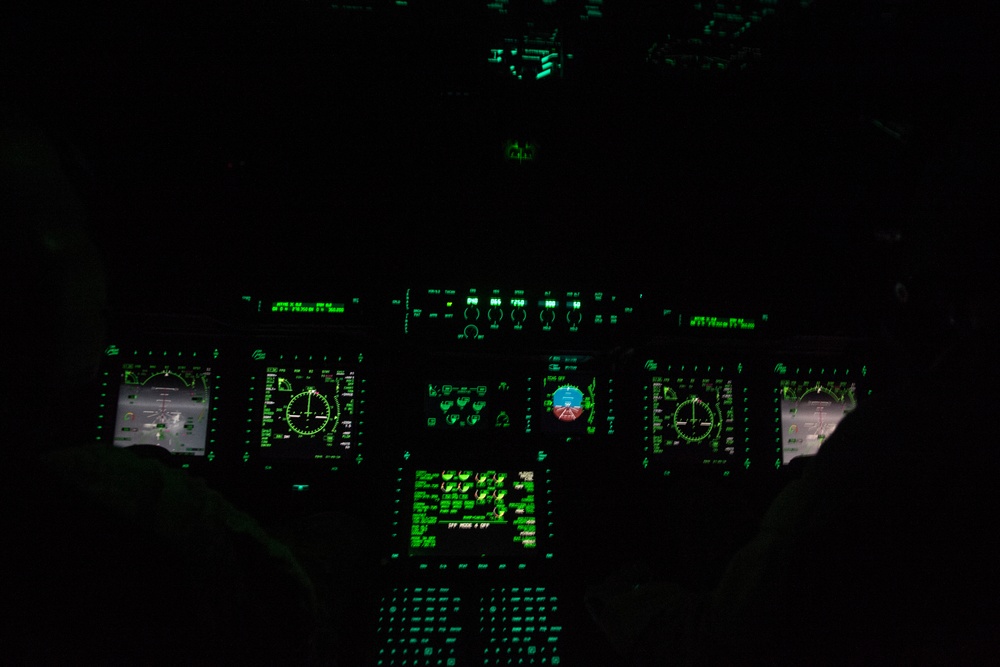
{"left": 3, "top": 1, "right": 998, "bottom": 665}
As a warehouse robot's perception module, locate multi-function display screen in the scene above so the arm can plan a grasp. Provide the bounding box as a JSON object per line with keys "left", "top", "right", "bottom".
{"left": 643, "top": 363, "right": 749, "bottom": 473}
{"left": 408, "top": 468, "right": 547, "bottom": 558}
{"left": 254, "top": 352, "right": 363, "bottom": 464}
{"left": 103, "top": 351, "right": 219, "bottom": 457}
{"left": 778, "top": 378, "right": 858, "bottom": 464}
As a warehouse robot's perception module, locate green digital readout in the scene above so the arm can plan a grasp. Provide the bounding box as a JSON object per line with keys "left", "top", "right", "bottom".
{"left": 687, "top": 315, "right": 757, "bottom": 330}
{"left": 403, "top": 287, "right": 637, "bottom": 339}
{"left": 409, "top": 470, "right": 540, "bottom": 557}
{"left": 270, "top": 301, "right": 346, "bottom": 314}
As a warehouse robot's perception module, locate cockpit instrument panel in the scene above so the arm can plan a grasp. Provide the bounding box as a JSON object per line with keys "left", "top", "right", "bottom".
{"left": 418, "top": 352, "right": 615, "bottom": 441}
{"left": 396, "top": 287, "right": 641, "bottom": 344}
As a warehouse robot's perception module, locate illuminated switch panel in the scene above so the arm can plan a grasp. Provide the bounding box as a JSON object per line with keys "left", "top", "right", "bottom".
{"left": 397, "top": 287, "right": 639, "bottom": 342}
{"left": 481, "top": 587, "right": 562, "bottom": 665}
{"left": 374, "top": 586, "right": 563, "bottom": 665}
{"left": 375, "top": 587, "right": 464, "bottom": 666}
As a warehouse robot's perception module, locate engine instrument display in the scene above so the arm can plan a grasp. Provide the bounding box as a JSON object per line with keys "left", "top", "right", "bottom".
{"left": 424, "top": 381, "right": 521, "bottom": 431}
{"left": 398, "top": 286, "right": 639, "bottom": 341}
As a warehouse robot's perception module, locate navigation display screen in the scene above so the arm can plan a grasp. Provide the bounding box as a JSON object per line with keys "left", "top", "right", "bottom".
{"left": 251, "top": 351, "right": 364, "bottom": 465}
{"left": 642, "top": 362, "right": 749, "bottom": 474}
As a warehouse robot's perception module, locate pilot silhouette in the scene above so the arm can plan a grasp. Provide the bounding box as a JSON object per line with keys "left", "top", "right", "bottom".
{"left": 0, "top": 102, "right": 325, "bottom": 666}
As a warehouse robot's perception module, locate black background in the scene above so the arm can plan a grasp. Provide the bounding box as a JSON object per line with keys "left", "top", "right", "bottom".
{"left": 5, "top": 0, "right": 995, "bottom": 330}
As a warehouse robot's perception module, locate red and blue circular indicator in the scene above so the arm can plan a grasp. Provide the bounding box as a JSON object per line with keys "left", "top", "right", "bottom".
{"left": 552, "top": 385, "right": 584, "bottom": 422}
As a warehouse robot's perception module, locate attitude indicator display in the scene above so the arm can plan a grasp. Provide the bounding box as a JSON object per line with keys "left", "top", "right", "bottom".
{"left": 535, "top": 360, "right": 614, "bottom": 437}
{"left": 779, "top": 378, "right": 857, "bottom": 463}
{"left": 111, "top": 362, "right": 214, "bottom": 455}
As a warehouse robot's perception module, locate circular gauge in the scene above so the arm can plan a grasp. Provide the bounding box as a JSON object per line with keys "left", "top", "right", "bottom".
{"left": 673, "top": 397, "right": 716, "bottom": 442}
{"left": 285, "top": 389, "right": 333, "bottom": 436}
{"left": 552, "top": 385, "right": 585, "bottom": 422}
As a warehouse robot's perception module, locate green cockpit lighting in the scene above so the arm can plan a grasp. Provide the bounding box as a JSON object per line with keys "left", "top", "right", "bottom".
{"left": 271, "top": 301, "right": 346, "bottom": 314}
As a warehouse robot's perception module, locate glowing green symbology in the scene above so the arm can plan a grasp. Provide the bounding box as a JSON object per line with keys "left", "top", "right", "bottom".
{"left": 673, "top": 397, "right": 716, "bottom": 442}
{"left": 688, "top": 315, "right": 756, "bottom": 330}
{"left": 270, "top": 301, "right": 345, "bottom": 314}
{"left": 409, "top": 469, "right": 539, "bottom": 555}
{"left": 285, "top": 389, "right": 335, "bottom": 436}
{"left": 649, "top": 375, "right": 736, "bottom": 457}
